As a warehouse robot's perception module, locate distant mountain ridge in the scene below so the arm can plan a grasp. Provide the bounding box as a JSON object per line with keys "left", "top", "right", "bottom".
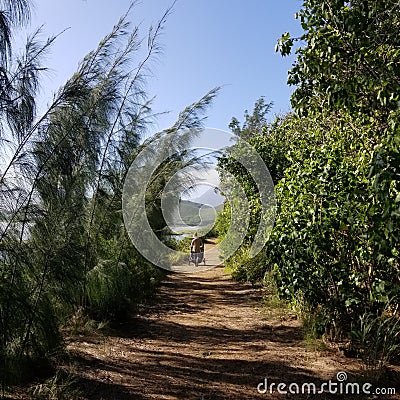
{"left": 174, "top": 199, "right": 223, "bottom": 227}
{"left": 191, "top": 187, "right": 225, "bottom": 207}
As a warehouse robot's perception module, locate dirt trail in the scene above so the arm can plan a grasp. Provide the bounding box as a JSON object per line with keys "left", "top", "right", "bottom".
{"left": 67, "top": 264, "right": 399, "bottom": 399}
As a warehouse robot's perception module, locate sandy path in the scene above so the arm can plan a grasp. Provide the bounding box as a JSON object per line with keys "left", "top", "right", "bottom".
{"left": 64, "top": 261, "right": 400, "bottom": 400}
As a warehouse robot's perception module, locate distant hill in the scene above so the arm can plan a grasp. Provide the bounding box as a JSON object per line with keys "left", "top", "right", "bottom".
{"left": 175, "top": 199, "right": 223, "bottom": 227}
{"left": 192, "top": 187, "right": 225, "bottom": 207}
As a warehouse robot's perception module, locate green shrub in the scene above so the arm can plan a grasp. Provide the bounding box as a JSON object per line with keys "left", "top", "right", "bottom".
{"left": 351, "top": 310, "right": 400, "bottom": 380}
{"left": 86, "top": 259, "right": 162, "bottom": 320}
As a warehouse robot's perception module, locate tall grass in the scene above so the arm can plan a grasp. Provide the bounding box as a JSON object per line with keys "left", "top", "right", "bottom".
{"left": 351, "top": 309, "right": 400, "bottom": 380}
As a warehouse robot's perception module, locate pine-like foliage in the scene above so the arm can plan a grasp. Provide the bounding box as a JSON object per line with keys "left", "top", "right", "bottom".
{"left": 0, "top": 2, "right": 218, "bottom": 388}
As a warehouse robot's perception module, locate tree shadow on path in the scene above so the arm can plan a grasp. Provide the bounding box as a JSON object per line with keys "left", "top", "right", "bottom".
{"left": 68, "top": 266, "right": 398, "bottom": 400}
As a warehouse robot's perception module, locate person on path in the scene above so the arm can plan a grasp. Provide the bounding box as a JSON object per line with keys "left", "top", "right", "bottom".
{"left": 191, "top": 232, "right": 203, "bottom": 267}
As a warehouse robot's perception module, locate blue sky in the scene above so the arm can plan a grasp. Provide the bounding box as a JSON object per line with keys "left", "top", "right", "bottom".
{"left": 24, "top": 0, "right": 304, "bottom": 133}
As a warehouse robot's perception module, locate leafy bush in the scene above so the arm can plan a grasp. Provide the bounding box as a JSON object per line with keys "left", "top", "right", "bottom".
{"left": 218, "top": 101, "right": 399, "bottom": 349}
{"left": 219, "top": 0, "right": 400, "bottom": 359}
